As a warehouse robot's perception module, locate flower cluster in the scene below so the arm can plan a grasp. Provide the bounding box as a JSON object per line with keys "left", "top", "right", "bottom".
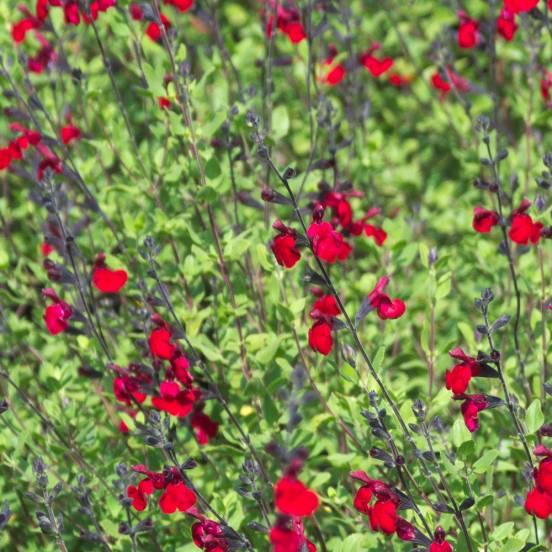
{"left": 525, "top": 445, "right": 552, "bottom": 520}
{"left": 444, "top": 348, "right": 501, "bottom": 432}
{"left": 351, "top": 471, "right": 416, "bottom": 542}
{"left": 127, "top": 464, "right": 196, "bottom": 514}
{"left": 129, "top": 0, "right": 193, "bottom": 43}
{"left": 270, "top": 460, "right": 318, "bottom": 552}
{"left": 265, "top": 2, "right": 307, "bottom": 44}
{"left": 473, "top": 200, "right": 549, "bottom": 246}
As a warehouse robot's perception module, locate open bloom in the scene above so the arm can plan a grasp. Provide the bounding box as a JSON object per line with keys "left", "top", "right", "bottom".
{"left": 431, "top": 68, "right": 469, "bottom": 100}
{"left": 457, "top": 12, "right": 480, "bottom": 48}
{"left": 271, "top": 220, "right": 301, "bottom": 268}
{"left": 307, "top": 220, "right": 351, "bottom": 263}
{"left": 92, "top": 252, "right": 128, "bottom": 293}
{"left": 497, "top": 8, "right": 517, "bottom": 40}
{"left": 149, "top": 317, "right": 178, "bottom": 359}
{"left": 129, "top": 465, "right": 196, "bottom": 514}
{"left": 321, "top": 45, "right": 346, "bottom": 86}
{"left": 308, "top": 294, "right": 341, "bottom": 356}
{"left": 367, "top": 276, "right": 406, "bottom": 320}
{"left": 525, "top": 446, "right": 552, "bottom": 519}
{"left": 504, "top": 0, "right": 538, "bottom": 13}
{"left": 472, "top": 207, "right": 499, "bottom": 233}
{"left": 191, "top": 409, "right": 218, "bottom": 445}
{"left": 429, "top": 527, "right": 453, "bottom": 552}
{"left": 444, "top": 347, "right": 497, "bottom": 395}
{"left": 152, "top": 380, "right": 201, "bottom": 417}
{"left": 61, "top": 121, "right": 81, "bottom": 146}
{"left": 266, "top": 4, "right": 306, "bottom": 44}
{"left": 270, "top": 517, "right": 316, "bottom": 552}
{"left": 454, "top": 393, "right": 499, "bottom": 432}
{"left": 192, "top": 518, "right": 229, "bottom": 551}
{"left": 42, "top": 288, "right": 73, "bottom": 335}
{"left": 509, "top": 213, "right": 543, "bottom": 245}
{"left": 274, "top": 476, "right": 319, "bottom": 517}
{"left": 360, "top": 44, "right": 394, "bottom": 77}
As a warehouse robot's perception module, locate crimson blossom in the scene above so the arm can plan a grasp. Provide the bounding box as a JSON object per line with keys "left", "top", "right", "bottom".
{"left": 525, "top": 445, "right": 552, "bottom": 519}
{"left": 444, "top": 347, "right": 498, "bottom": 395}
{"left": 265, "top": 2, "right": 306, "bottom": 44}
{"left": 42, "top": 287, "right": 73, "bottom": 335}
{"left": 351, "top": 471, "right": 417, "bottom": 543}
{"left": 307, "top": 205, "right": 352, "bottom": 263}
{"left": 453, "top": 393, "right": 501, "bottom": 433}
{"left": 457, "top": 12, "right": 480, "bottom": 49}
{"left": 360, "top": 44, "right": 394, "bottom": 77}
{"left": 127, "top": 464, "right": 196, "bottom": 514}
{"left": 308, "top": 293, "right": 341, "bottom": 356}
{"left": 270, "top": 517, "right": 316, "bottom": 552}
{"left": 504, "top": 0, "right": 539, "bottom": 13}
{"left": 429, "top": 527, "right": 453, "bottom": 552}
{"left": 472, "top": 207, "right": 499, "bottom": 233}
{"left": 366, "top": 276, "right": 406, "bottom": 320}
{"left": 271, "top": 220, "right": 301, "bottom": 268}
{"left": 496, "top": 8, "right": 518, "bottom": 40}
{"left": 91, "top": 253, "right": 128, "bottom": 293}
{"left": 192, "top": 517, "right": 229, "bottom": 551}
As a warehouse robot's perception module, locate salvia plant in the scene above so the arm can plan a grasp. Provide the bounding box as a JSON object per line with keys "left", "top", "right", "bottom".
{"left": 0, "top": 0, "right": 550, "bottom": 550}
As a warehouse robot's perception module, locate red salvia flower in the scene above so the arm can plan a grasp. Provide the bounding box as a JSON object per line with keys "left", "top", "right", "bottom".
{"left": 274, "top": 476, "right": 319, "bottom": 517}
{"left": 395, "top": 518, "right": 416, "bottom": 541}
{"left": 152, "top": 380, "right": 200, "bottom": 417}
{"left": 472, "top": 207, "right": 499, "bottom": 233}
{"left": 430, "top": 527, "right": 453, "bottom": 552}
{"left": 28, "top": 40, "right": 57, "bottom": 74}
{"left": 431, "top": 68, "right": 469, "bottom": 100}
{"left": 308, "top": 294, "right": 341, "bottom": 356}
{"left": 542, "top": 71, "right": 552, "bottom": 107}
{"left": 509, "top": 213, "right": 543, "bottom": 245}
{"left": 129, "top": 3, "right": 144, "bottom": 19}
{"left": 266, "top": 4, "right": 306, "bottom": 44}
{"left": 61, "top": 123, "right": 81, "bottom": 146}
{"left": 164, "top": 0, "right": 193, "bottom": 12}
{"left": 191, "top": 409, "right": 218, "bottom": 445}
{"left": 158, "top": 96, "right": 171, "bottom": 109}
{"left": 41, "top": 241, "right": 54, "bottom": 256}
{"left": 364, "top": 224, "right": 387, "bottom": 246}
{"left": 36, "top": 0, "right": 49, "bottom": 20}
{"left": 158, "top": 481, "right": 196, "bottom": 514}
{"left": 504, "top": 0, "right": 539, "bottom": 13}
{"left": 368, "top": 499, "right": 398, "bottom": 534}
{"left": 324, "top": 63, "right": 346, "bottom": 86}
{"left": 146, "top": 13, "right": 171, "bottom": 42}
{"left": 445, "top": 347, "right": 481, "bottom": 395}
{"left": 269, "top": 518, "right": 316, "bottom": 552}
{"left": 0, "top": 148, "right": 12, "bottom": 170}
{"left": 456, "top": 394, "right": 491, "bottom": 432}
{"left": 360, "top": 44, "right": 394, "bottom": 77}
{"left": 307, "top": 220, "right": 351, "bottom": 263}
{"left": 271, "top": 220, "right": 301, "bottom": 268}
{"left": 367, "top": 276, "right": 406, "bottom": 320}
{"left": 388, "top": 73, "right": 411, "bottom": 87}
{"left": 92, "top": 253, "right": 128, "bottom": 293}
{"left": 525, "top": 488, "right": 552, "bottom": 519}
{"left": 149, "top": 322, "right": 177, "bottom": 359}
{"left": 457, "top": 12, "right": 480, "bottom": 49}
{"left": 171, "top": 353, "right": 193, "bottom": 385}
{"left": 12, "top": 18, "right": 37, "bottom": 43}
{"left": 127, "top": 478, "right": 154, "bottom": 511}
{"left": 42, "top": 288, "right": 73, "bottom": 335}
{"left": 497, "top": 9, "right": 517, "bottom": 40}
{"left": 192, "top": 519, "right": 229, "bottom": 551}
{"left": 113, "top": 375, "right": 147, "bottom": 406}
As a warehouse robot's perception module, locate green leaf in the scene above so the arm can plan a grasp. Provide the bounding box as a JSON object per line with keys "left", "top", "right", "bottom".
{"left": 525, "top": 399, "right": 544, "bottom": 434}
{"left": 473, "top": 450, "right": 499, "bottom": 474}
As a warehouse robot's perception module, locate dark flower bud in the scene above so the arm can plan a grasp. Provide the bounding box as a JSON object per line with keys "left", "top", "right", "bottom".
{"left": 0, "top": 400, "right": 8, "bottom": 415}
{"left": 283, "top": 167, "right": 296, "bottom": 180}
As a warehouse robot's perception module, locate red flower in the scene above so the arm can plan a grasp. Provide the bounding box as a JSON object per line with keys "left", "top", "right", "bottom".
{"left": 368, "top": 500, "right": 398, "bottom": 534}
{"left": 37, "top": 155, "right": 63, "bottom": 179}
{"left": 149, "top": 326, "right": 177, "bottom": 359}
{"left": 152, "top": 380, "right": 200, "bottom": 417}
{"left": 127, "top": 479, "right": 154, "bottom": 511}
{"left": 472, "top": 207, "right": 499, "bottom": 233}
{"left": 12, "top": 18, "right": 37, "bottom": 43}
{"left": 42, "top": 288, "right": 72, "bottom": 335}
{"left": 364, "top": 224, "right": 387, "bottom": 246}
{"left": 308, "top": 321, "right": 333, "bottom": 355}
{"left": 509, "top": 213, "right": 543, "bottom": 245}
{"left": 497, "top": 9, "right": 517, "bottom": 40}
{"left": 171, "top": 353, "right": 193, "bottom": 385}
{"left": 36, "top": 0, "right": 49, "bottom": 20}
{"left": 307, "top": 220, "right": 351, "bottom": 263}
{"left": 271, "top": 221, "right": 301, "bottom": 268}
{"left": 158, "top": 482, "right": 196, "bottom": 514}
{"left": 445, "top": 347, "right": 482, "bottom": 394}
{"left": 360, "top": 46, "right": 394, "bottom": 77}
{"left": 535, "top": 459, "right": 552, "bottom": 494}
{"left": 395, "top": 518, "right": 416, "bottom": 541}
{"left": 164, "top": 0, "right": 193, "bottom": 12}
{"left": 146, "top": 13, "right": 171, "bottom": 42}
{"left": 0, "top": 149, "right": 12, "bottom": 170}
{"left": 504, "top": 0, "right": 538, "bottom": 13}
{"left": 61, "top": 124, "right": 81, "bottom": 145}
{"left": 324, "top": 63, "right": 346, "bottom": 86}
{"left": 389, "top": 73, "right": 411, "bottom": 87}
{"left": 283, "top": 21, "right": 306, "bottom": 43}
{"left": 191, "top": 410, "right": 218, "bottom": 445}
{"left": 458, "top": 394, "right": 490, "bottom": 432}
{"left": 457, "top": 13, "right": 480, "bottom": 48}
{"left": 28, "top": 43, "right": 57, "bottom": 74}
{"left": 113, "top": 375, "right": 147, "bottom": 406}
{"left": 431, "top": 68, "right": 469, "bottom": 100}
{"left": 269, "top": 518, "right": 316, "bottom": 552}
{"left": 41, "top": 241, "right": 54, "bottom": 256}
{"left": 525, "top": 488, "right": 552, "bottom": 519}
{"left": 430, "top": 527, "right": 453, "bottom": 552}
{"left": 367, "top": 276, "right": 406, "bottom": 320}
{"left": 192, "top": 519, "right": 229, "bottom": 551}
{"left": 158, "top": 96, "right": 171, "bottom": 109}
{"left": 129, "top": 3, "right": 144, "bottom": 19}
{"left": 274, "top": 476, "right": 319, "bottom": 517}
{"left": 353, "top": 486, "right": 373, "bottom": 514}
{"left": 92, "top": 253, "right": 128, "bottom": 293}
{"left": 321, "top": 191, "right": 354, "bottom": 230}
{"left": 267, "top": 6, "right": 306, "bottom": 44}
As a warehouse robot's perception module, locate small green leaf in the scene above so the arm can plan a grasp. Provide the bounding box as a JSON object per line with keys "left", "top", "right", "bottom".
{"left": 525, "top": 399, "right": 544, "bottom": 434}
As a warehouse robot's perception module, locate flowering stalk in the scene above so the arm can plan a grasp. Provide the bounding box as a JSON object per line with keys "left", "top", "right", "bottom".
{"left": 477, "top": 289, "right": 539, "bottom": 543}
